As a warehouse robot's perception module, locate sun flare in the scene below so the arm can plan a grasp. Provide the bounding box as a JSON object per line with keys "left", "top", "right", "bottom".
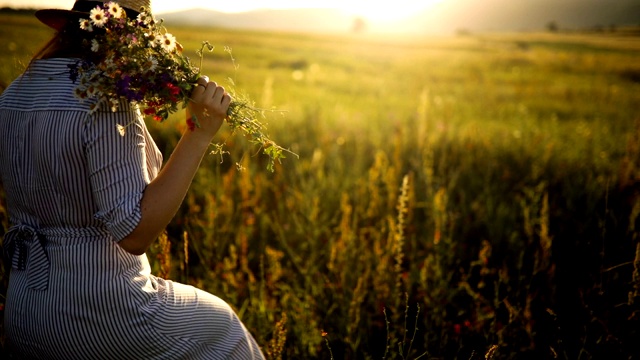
{"left": 342, "top": 0, "right": 446, "bottom": 22}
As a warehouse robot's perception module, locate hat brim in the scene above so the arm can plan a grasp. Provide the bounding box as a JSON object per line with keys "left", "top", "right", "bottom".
{"left": 35, "top": 9, "right": 89, "bottom": 31}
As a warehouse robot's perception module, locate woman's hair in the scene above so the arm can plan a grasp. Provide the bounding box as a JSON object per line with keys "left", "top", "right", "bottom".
{"left": 31, "top": 3, "right": 143, "bottom": 62}
{"left": 31, "top": 20, "right": 103, "bottom": 62}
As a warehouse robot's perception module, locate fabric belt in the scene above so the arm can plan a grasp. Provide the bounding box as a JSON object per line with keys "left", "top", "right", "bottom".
{"left": 3, "top": 224, "right": 50, "bottom": 291}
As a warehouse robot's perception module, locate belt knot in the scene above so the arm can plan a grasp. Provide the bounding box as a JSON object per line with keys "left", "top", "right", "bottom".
{"left": 3, "top": 224, "right": 50, "bottom": 291}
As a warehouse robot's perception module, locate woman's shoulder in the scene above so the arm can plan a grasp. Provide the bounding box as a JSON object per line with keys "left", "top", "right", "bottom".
{"left": 0, "top": 58, "right": 93, "bottom": 112}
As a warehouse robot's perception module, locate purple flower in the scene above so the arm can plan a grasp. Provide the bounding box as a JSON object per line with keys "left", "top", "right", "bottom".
{"left": 115, "top": 75, "right": 142, "bottom": 101}
{"left": 159, "top": 72, "right": 173, "bottom": 83}
{"left": 116, "top": 75, "right": 131, "bottom": 92}
{"left": 67, "top": 63, "right": 80, "bottom": 83}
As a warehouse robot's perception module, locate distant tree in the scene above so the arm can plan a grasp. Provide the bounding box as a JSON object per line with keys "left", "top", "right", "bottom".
{"left": 0, "top": 7, "right": 37, "bottom": 14}
{"left": 455, "top": 28, "right": 471, "bottom": 36}
{"left": 546, "top": 20, "right": 559, "bottom": 32}
{"left": 352, "top": 17, "right": 367, "bottom": 33}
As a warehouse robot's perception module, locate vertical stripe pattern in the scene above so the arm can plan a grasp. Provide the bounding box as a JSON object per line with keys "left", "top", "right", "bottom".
{"left": 0, "top": 58, "right": 264, "bottom": 359}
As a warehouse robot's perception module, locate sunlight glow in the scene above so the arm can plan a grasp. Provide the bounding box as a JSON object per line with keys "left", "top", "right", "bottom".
{"left": 341, "top": 0, "right": 446, "bottom": 22}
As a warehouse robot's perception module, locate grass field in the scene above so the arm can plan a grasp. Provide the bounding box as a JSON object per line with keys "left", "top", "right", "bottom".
{"left": 1, "top": 11, "right": 640, "bottom": 359}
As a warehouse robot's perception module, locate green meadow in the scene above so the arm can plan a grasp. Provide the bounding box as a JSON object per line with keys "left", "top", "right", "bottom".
{"left": 2, "top": 12, "right": 640, "bottom": 359}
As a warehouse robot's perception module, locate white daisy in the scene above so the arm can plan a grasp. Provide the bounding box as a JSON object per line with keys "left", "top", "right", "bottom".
{"left": 146, "top": 32, "right": 159, "bottom": 48}
{"left": 74, "top": 87, "right": 87, "bottom": 99}
{"left": 89, "top": 7, "right": 107, "bottom": 27}
{"left": 105, "top": 2, "right": 124, "bottom": 18}
{"left": 91, "top": 39, "right": 100, "bottom": 52}
{"left": 161, "top": 33, "right": 177, "bottom": 52}
{"left": 104, "top": 56, "right": 115, "bottom": 68}
{"left": 147, "top": 56, "right": 158, "bottom": 71}
{"left": 90, "top": 70, "right": 102, "bottom": 80}
{"left": 137, "top": 11, "right": 151, "bottom": 25}
{"left": 79, "top": 18, "right": 93, "bottom": 31}
{"left": 86, "top": 85, "right": 97, "bottom": 97}
{"left": 109, "top": 99, "right": 119, "bottom": 112}
{"left": 154, "top": 35, "right": 164, "bottom": 48}
{"left": 116, "top": 124, "right": 126, "bottom": 136}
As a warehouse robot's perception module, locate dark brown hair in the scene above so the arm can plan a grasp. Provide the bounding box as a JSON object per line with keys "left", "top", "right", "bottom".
{"left": 32, "top": 22, "right": 103, "bottom": 61}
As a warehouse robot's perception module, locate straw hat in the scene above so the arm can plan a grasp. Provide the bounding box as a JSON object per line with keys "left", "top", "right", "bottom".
{"left": 35, "top": 0, "right": 152, "bottom": 31}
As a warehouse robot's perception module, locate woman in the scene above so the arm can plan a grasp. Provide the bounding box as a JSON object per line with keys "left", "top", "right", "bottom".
{"left": 0, "top": 0, "right": 265, "bottom": 358}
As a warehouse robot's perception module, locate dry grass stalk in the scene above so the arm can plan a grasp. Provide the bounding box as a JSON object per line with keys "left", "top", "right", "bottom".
{"left": 366, "top": 151, "right": 386, "bottom": 219}
{"left": 156, "top": 231, "right": 171, "bottom": 279}
{"left": 433, "top": 188, "right": 448, "bottom": 245}
{"left": 265, "top": 246, "right": 284, "bottom": 291}
{"left": 630, "top": 241, "right": 640, "bottom": 305}
{"left": 536, "top": 192, "right": 553, "bottom": 274}
{"left": 394, "top": 175, "right": 410, "bottom": 297}
{"left": 347, "top": 271, "right": 369, "bottom": 352}
{"left": 182, "top": 230, "right": 189, "bottom": 274}
{"left": 329, "top": 192, "right": 352, "bottom": 273}
{"left": 619, "top": 118, "right": 640, "bottom": 188}
{"left": 265, "top": 313, "right": 287, "bottom": 360}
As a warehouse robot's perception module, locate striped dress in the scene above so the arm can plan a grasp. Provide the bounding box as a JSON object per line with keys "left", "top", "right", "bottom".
{"left": 0, "top": 58, "right": 264, "bottom": 360}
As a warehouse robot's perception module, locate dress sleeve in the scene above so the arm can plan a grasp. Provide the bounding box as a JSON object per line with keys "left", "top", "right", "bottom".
{"left": 83, "top": 103, "right": 151, "bottom": 241}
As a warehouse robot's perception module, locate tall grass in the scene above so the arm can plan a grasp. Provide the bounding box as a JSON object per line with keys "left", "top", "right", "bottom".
{"left": 1, "top": 12, "right": 640, "bottom": 359}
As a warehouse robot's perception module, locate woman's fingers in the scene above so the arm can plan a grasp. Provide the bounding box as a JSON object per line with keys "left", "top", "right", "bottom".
{"left": 221, "top": 92, "right": 232, "bottom": 108}
{"left": 191, "top": 76, "right": 210, "bottom": 99}
{"left": 211, "top": 86, "right": 231, "bottom": 108}
{"left": 190, "top": 78, "right": 231, "bottom": 122}
{"left": 201, "top": 82, "right": 221, "bottom": 101}
{"left": 202, "top": 83, "right": 231, "bottom": 109}
{"left": 197, "top": 75, "right": 209, "bottom": 86}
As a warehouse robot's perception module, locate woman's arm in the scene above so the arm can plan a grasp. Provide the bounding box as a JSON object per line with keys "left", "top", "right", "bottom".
{"left": 118, "top": 77, "right": 230, "bottom": 255}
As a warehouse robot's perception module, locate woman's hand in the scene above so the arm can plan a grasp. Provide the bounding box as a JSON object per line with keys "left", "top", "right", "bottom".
{"left": 187, "top": 76, "right": 232, "bottom": 139}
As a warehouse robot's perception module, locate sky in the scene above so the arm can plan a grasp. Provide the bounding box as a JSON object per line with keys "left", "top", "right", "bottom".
{"left": 0, "top": 0, "right": 446, "bottom": 21}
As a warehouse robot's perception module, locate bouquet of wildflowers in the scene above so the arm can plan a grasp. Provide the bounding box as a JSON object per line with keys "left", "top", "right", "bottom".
{"left": 70, "top": 1, "right": 292, "bottom": 171}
